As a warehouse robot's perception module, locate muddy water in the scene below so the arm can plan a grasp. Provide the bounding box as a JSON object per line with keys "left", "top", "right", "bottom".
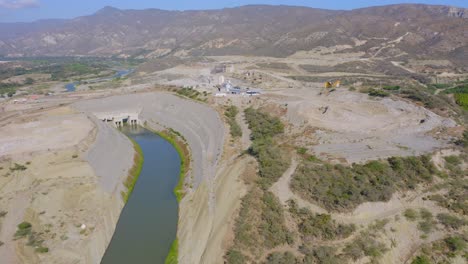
{"left": 101, "top": 126, "right": 180, "bottom": 264}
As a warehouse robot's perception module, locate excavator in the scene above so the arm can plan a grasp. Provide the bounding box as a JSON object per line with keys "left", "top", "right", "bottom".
{"left": 321, "top": 80, "right": 341, "bottom": 95}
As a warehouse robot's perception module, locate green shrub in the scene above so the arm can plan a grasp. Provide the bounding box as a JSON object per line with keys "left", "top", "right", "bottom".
{"left": 368, "top": 88, "right": 390, "bottom": 97}
{"left": 14, "top": 228, "right": 31, "bottom": 238}
{"left": 411, "top": 255, "right": 431, "bottom": 264}
{"left": 18, "top": 222, "right": 32, "bottom": 230}
{"left": 419, "top": 208, "right": 433, "bottom": 220}
{"left": 0, "top": 241, "right": 3, "bottom": 247}
{"left": 225, "top": 105, "right": 242, "bottom": 138}
{"left": 0, "top": 211, "right": 7, "bottom": 218}
{"left": 437, "top": 213, "right": 466, "bottom": 229}
{"left": 245, "top": 108, "right": 289, "bottom": 188}
{"left": 443, "top": 84, "right": 468, "bottom": 94}
{"left": 404, "top": 209, "right": 418, "bottom": 221}
{"left": 444, "top": 156, "right": 461, "bottom": 166}
{"left": 343, "top": 232, "right": 388, "bottom": 261}
{"left": 302, "top": 246, "right": 343, "bottom": 264}
{"left": 225, "top": 249, "right": 247, "bottom": 264}
{"left": 288, "top": 200, "right": 355, "bottom": 240}
{"left": 10, "top": 163, "right": 27, "bottom": 171}
{"left": 261, "top": 192, "right": 294, "bottom": 248}
{"left": 445, "top": 236, "right": 466, "bottom": 252}
{"left": 428, "top": 179, "right": 468, "bottom": 215}
{"left": 418, "top": 219, "right": 435, "bottom": 234}
{"left": 297, "top": 147, "right": 307, "bottom": 155}
{"left": 291, "top": 156, "right": 436, "bottom": 211}
{"left": 35, "top": 246, "right": 49, "bottom": 253}
{"left": 383, "top": 85, "right": 400, "bottom": 91}
{"left": 265, "top": 251, "right": 299, "bottom": 264}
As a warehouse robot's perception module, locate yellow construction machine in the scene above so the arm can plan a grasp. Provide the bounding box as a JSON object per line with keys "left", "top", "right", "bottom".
{"left": 322, "top": 80, "right": 341, "bottom": 95}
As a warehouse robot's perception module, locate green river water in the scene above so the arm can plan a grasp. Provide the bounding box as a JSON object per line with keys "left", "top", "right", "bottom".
{"left": 101, "top": 126, "right": 180, "bottom": 264}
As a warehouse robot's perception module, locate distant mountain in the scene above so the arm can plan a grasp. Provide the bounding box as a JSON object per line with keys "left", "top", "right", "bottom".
{"left": 0, "top": 4, "right": 466, "bottom": 66}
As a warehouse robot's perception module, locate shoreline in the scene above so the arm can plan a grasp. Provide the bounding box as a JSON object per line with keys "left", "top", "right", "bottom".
{"left": 145, "top": 126, "right": 192, "bottom": 264}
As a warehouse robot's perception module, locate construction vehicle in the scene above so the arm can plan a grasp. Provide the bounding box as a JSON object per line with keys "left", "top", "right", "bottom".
{"left": 322, "top": 80, "right": 341, "bottom": 95}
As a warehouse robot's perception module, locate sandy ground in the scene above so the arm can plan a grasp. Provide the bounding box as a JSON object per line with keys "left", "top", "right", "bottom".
{"left": 0, "top": 106, "right": 134, "bottom": 264}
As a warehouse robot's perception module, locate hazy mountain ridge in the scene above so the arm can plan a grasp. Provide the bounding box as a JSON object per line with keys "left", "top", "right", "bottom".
{"left": 0, "top": 4, "right": 466, "bottom": 64}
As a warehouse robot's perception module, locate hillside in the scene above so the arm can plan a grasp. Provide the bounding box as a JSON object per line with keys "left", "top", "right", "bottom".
{"left": 0, "top": 4, "right": 466, "bottom": 68}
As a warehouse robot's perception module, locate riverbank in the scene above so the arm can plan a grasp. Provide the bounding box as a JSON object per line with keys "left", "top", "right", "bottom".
{"left": 121, "top": 137, "right": 144, "bottom": 203}
{"left": 73, "top": 92, "right": 225, "bottom": 263}
{"left": 148, "top": 128, "right": 191, "bottom": 264}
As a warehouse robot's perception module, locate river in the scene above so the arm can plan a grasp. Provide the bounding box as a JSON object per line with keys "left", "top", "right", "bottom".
{"left": 101, "top": 125, "right": 180, "bottom": 264}
{"left": 65, "top": 69, "right": 134, "bottom": 92}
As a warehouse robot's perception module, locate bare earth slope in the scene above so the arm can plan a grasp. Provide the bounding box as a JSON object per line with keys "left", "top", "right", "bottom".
{"left": 0, "top": 4, "right": 466, "bottom": 69}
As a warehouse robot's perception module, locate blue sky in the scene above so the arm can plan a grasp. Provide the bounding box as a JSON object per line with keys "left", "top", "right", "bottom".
{"left": 0, "top": 0, "right": 466, "bottom": 22}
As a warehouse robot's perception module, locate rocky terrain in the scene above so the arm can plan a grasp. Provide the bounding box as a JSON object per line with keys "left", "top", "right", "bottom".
{"left": 0, "top": 4, "right": 466, "bottom": 71}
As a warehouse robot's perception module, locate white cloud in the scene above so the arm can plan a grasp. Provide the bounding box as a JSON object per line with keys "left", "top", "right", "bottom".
{"left": 0, "top": 0, "right": 39, "bottom": 9}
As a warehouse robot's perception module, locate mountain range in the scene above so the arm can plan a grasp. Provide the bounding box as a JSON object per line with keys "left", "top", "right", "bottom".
{"left": 0, "top": 4, "right": 466, "bottom": 67}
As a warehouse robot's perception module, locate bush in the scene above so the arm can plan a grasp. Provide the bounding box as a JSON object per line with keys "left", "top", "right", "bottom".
{"left": 225, "top": 105, "right": 242, "bottom": 138}
{"left": 418, "top": 219, "right": 435, "bottom": 234}
{"left": 343, "top": 232, "right": 388, "bottom": 261}
{"left": 0, "top": 211, "right": 7, "bottom": 218}
{"left": 428, "top": 179, "right": 468, "bottom": 214}
{"left": 265, "top": 251, "right": 299, "bottom": 264}
{"left": 261, "top": 192, "right": 294, "bottom": 248}
{"left": 383, "top": 85, "right": 400, "bottom": 91}
{"left": 291, "top": 156, "right": 437, "bottom": 211}
{"left": 245, "top": 108, "right": 290, "bottom": 188}
{"left": 18, "top": 222, "right": 32, "bottom": 230}
{"left": 404, "top": 209, "right": 418, "bottom": 221}
{"left": 10, "top": 163, "right": 27, "bottom": 171}
{"left": 0, "top": 241, "right": 3, "bottom": 247}
{"left": 368, "top": 88, "right": 390, "bottom": 97}
{"left": 444, "top": 156, "right": 461, "bottom": 166}
{"left": 225, "top": 250, "right": 247, "bottom": 264}
{"left": 297, "top": 147, "right": 307, "bottom": 155}
{"left": 437, "top": 213, "right": 466, "bottom": 229}
{"left": 411, "top": 255, "right": 431, "bottom": 264}
{"left": 302, "top": 246, "right": 343, "bottom": 264}
{"left": 445, "top": 236, "right": 466, "bottom": 252}
{"left": 35, "top": 246, "right": 49, "bottom": 253}
{"left": 288, "top": 200, "right": 355, "bottom": 240}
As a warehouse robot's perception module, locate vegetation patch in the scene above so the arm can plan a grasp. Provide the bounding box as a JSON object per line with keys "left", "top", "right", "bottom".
{"left": 288, "top": 200, "right": 355, "bottom": 241}
{"left": 175, "top": 87, "right": 207, "bottom": 102}
{"left": 225, "top": 105, "right": 242, "bottom": 138}
{"left": 227, "top": 188, "right": 293, "bottom": 261}
{"left": 244, "top": 107, "right": 290, "bottom": 189}
{"left": 121, "top": 138, "right": 144, "bottom": 203}
{"left": 164, "top": 239, "right": 178, "bottom": 264}
{"left": 14, "top": 222, "right": 49, "bottom": 253}
{"left": 264, "top": 251, "right": 298, "bottom": 264}
{"left": 343, "top": 231, "right": 388, "bottom": 261}
{"left": 436, "top": 213, "right": 467, "bottom": 230}
{"left": 291, "top": 156, "right": 437, "bottom": 212}
{"left": 0, "top": 210, "right": 7, "bottom": 218}
{"left": 10, "top": 163, "right": 27, "bottom": 171}
{"left": 428, "top": 178, "right": 467, "bottom": 215}
{"left": 412, "top": 235, "right": 467, "bottom": 263}
{"left": 368, "top": 88, "right": 390, "bottom": 97}
{"left": 454, "top": 93, "right": 468, "bottom": 110}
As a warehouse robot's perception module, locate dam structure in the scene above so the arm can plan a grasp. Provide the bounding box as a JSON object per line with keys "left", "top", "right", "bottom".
{"left": 94, "top": 109, "right": 142, "bottom": 127}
